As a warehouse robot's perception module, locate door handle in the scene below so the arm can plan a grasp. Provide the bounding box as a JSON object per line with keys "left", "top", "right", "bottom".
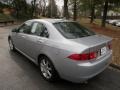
{"left": 21, "top": 36, "right": 25, "bottom": 38}
{"left": 37, "top": 39, "right": 44, "bottom": 43}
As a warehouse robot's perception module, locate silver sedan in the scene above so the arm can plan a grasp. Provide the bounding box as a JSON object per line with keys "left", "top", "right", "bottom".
{"left": 8, "top": 19, "right": 112, "bottom": 83}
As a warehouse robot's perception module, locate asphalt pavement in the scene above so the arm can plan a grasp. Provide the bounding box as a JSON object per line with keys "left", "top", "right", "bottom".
{"left": 0, "top": 25, "right": 120, "bottom": 90}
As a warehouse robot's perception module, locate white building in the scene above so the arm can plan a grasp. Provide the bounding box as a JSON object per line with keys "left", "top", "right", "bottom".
{"left": 107, "top": 10, "right": 120, "bottom": 16}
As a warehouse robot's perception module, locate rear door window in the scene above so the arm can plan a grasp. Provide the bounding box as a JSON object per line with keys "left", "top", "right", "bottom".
{"left": 31, "top": 22, "right": 49, "bottom": 38}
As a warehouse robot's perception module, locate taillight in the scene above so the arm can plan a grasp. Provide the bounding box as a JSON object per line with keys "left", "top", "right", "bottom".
{"left": 108, "top": 43, "right": 112, "bottom": 49}
{"left": 89, "top": 52, "right": 97, "bottom": 59}
{"left": 68, "top": 52, "right": 97, "bottom": 61}
{"left": 68, "top": 54, "right": 81, "bottom": 60}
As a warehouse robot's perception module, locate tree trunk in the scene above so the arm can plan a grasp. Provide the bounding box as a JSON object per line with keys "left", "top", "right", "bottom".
{"left": 63, "top": 0, "right": 69, "bottom": 19}
{"left": 31, "top": 0, "right": 36, "bottom": 18}
{"left": 73, "top": 0, "right": 77, "bottom": 21}
{"left": 90, "top": 1, "right": 95, "bottom": 23}
{"left": 23, "top": 0, "right": 27, "bottom": 14}
{"left": 42, "top": 0, "right": 47, "bottom": 17}
{"left": 101, "top": 0, "right": 108, "bottom": 27}
{"left": 47, "top": 0, "right": 57, "bottom": 18}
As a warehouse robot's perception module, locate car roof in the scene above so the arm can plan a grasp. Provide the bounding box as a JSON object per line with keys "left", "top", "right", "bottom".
{"left": 28, "top": 19, "right": 73, "bottom": 23}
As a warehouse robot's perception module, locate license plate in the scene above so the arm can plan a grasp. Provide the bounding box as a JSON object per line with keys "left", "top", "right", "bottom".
{"left": 101, "top": 46, "right": 107, "bottom": 55}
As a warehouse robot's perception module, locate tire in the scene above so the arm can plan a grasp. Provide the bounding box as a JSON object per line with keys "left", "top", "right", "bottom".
{"left": 8, "top": 38, "right": 15, "bottom": 51}
{"left": 39, "top": 56, "right": 59, "bottom": 82}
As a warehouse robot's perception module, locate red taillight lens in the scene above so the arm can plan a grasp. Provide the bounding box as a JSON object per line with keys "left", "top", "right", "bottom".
{"left": 68, "top": 54, "right": 81, "bottom": 60}
{"left": 68, "top": 52, "right": 97, "bottom": 61}
{"left": 89, "top": 52, "right": 97, "bottom": 59}
{"left": 108, "top": 43, "right": 112, "bottom": 49}
{"left": 80, "top": 54, "right": 89, "bottom": 60}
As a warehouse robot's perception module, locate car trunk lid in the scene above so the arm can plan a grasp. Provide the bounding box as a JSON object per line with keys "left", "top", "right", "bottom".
{"left": 70, "top": 35, "right": 112, "bottom": 56}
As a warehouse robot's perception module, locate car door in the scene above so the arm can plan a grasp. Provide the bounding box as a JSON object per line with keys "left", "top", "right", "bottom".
{"left": 12, "top": 21, "right": 32, "bottom": 53}
{"left": 23, "top": 22, "right": 49, "bottom": 62}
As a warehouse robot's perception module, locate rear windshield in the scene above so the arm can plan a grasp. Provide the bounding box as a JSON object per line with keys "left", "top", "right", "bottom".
{"left": 53, "top": 22, "right": 95, "bottom": 39}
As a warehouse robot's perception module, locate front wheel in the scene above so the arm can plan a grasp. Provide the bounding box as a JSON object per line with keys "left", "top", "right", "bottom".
{"left": 8, "top": 39, "right": 15, "bottom": 51}
{"left": 39, "top": 56, "right": 59, "bottom": 82}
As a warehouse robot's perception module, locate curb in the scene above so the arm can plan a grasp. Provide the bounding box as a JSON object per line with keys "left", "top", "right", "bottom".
{"left": 110, "top": 64, "right": 120, "bottom": 70}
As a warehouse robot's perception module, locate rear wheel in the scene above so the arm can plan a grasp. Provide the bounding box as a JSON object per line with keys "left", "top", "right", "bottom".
{"left": 8, "top": 39, "right": 15, "bottom": 51}
{"left": 39, "top": 56, "right": 59, "bottom": 82}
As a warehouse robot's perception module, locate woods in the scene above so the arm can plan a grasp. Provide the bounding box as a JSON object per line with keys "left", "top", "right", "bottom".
{"left": 0, "top": 0, "right": 120, "bottom": 27}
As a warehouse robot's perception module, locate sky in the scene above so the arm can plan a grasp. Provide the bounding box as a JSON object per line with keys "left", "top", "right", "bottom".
{"left": 26, "top": 0, "right": 63, "bottom": 8}
{"left": 56, "top": 0, "right": 63, "bottom": 8}
{"left": 26, "top": 0, "right": 63, "bottom": 11}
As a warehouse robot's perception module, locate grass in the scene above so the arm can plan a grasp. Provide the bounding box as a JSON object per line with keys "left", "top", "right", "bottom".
{"left": 79, "top": 18, "right": 120, "bottom": 66}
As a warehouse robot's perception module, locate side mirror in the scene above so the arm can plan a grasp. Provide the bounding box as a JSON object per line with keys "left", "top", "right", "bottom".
{"left": 43, "top": 29, "right": 49, "bottom": 38}
{"left": 12, "top": 28, "right": 19, "bottom": 33}
{"left": 40, "top": 29, "right": 49, "bottom": 38}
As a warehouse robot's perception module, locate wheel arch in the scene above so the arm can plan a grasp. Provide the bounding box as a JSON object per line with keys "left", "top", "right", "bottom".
{"left": 37, "top": 53, "right": 60, "bottom": 77}
{"left": 37, "top": 54, "right": 53, "bottom": 65}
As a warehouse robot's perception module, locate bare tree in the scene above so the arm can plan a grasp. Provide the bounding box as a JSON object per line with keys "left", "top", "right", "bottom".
{"left": 101, "top": 0, "right": 108, "bottom": 27}
{"left": 63, "top": 0, "right": 69, "bottom": 19}
{"left": 31, "top": 0, "right": 37, "bottom": 18}
{"left": 38, "top": 0, "right": 47, "bottom": 16}
{"left": 90, "top": 0, "right": 95, "bottom": 23}
{"left": 73, "top": 0, "right": 77, "bottom": 20}
{"left": 46, "top": 0, "right": 58, "bottom": 18}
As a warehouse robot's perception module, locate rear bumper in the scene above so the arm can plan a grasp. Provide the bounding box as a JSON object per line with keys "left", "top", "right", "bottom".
{"left": 57, "top": 51, "right": 112, "bottom": 83}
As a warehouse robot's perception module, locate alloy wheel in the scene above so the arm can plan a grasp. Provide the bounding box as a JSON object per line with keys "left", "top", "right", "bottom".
{"left": 40, "top": 58, "right": 52, "bottom": 79}
{"left": 9, "top": 39, "right": 14, "bottom": 50}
